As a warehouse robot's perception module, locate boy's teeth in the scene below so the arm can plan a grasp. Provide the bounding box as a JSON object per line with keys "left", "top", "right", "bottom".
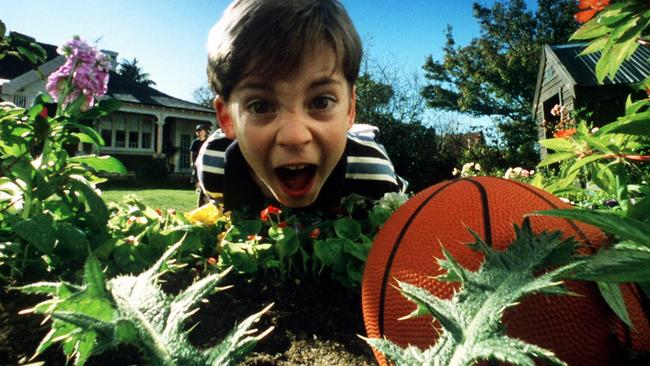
{"left": 285, "top": 165, "right": 306, "bottom": 170}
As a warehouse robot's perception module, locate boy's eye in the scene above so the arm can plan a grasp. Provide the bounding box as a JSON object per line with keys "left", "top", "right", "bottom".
{"left": 310, "top": 96, "right": 335, "bottom": 110}
{"left": 246, "top": 100, "right": 273, "bottom": 114}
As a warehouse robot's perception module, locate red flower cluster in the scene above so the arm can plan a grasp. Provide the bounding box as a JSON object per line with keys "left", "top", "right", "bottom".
{"left": 554, "top": 128, "right": 577, "bottom": 138}
{"left": 309, "top": 228, "right": 321, "bottom": 239}
{"left": 260, "top": 205, "right": 282, "bottom": 222}
{"left": 575, "top": 0, "right": 610, "bottom": 23}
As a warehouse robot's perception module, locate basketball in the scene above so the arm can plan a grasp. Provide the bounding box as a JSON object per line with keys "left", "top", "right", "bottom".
{"left": 362, "top": 176, "right": 650, "bottom": 366}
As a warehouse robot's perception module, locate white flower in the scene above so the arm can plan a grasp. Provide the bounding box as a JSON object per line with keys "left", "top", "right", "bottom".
{"left": 474, "top": 163, "right": 481, "bottom": 171}
{"left": 452, "top": 168, "right": 460, "bottom": 176}
{"left": 504, "top": 167, "right": 513, "bottom": 180}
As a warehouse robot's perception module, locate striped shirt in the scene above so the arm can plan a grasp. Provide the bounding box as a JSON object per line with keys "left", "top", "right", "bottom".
{"left": 196, "top": 130, "right": 407, "bottom": 211}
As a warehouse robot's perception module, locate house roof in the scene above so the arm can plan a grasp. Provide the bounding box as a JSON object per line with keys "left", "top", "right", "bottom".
{"left": 549, "top": 43, "right": 650, "bottom": 86}
{"left": 0, "top": 34, "right": 212, "bottom": 114}
{"left": 107, "top": 72, "right": 212, "bottom": 113}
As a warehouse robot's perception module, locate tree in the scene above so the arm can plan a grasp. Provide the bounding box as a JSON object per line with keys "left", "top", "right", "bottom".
{"left": 117, "top": 57, "right": 156, "bottom": 86}
{"left": 355, "top": 71, "right": 459, "bottom": 192}
{"left": 421, "top": 0, "right": 578, "bottom": 168}
{"left": 192, "top": 84, "right": 215, "bottom": 108}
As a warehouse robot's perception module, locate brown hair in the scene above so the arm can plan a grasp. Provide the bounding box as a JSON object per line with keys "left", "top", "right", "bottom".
{"left": 207, "top": 0, "right": 362, "bottom": 100}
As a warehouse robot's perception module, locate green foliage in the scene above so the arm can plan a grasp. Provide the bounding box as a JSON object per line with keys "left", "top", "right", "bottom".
{"left": 363, "top": 222, "right": 578, "bottom": 366}
{"left": 217, "top": 192, "right": 409, "bottom": 287}
{"left": 17, "top": 240, "right": 273, "bottom": 366}
{"left": 536, "top": 0, "right": 650, "bottom": 329}
{"left": 0, "top": 21, "right": 47, "bottom": 67}
{"left": 571, "top": 1, "right": 650, "bottom": 84}
{"left": 421, "top": 0, "right": 579, "bottom": 168}
{"left": 117, "top": 57, "right": 157, "bottom": 86}
{"left": 0, "top": 91, "right": 125, "bottom": 281}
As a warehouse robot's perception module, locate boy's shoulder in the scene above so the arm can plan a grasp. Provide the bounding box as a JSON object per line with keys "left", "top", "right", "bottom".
{"left": 344, "top": 130, "right": 407, "bottom": 195}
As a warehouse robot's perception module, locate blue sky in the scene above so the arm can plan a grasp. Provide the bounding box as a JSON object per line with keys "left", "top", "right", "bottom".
{"left": 2, "top": 0, "right": 536, "bottom": 106}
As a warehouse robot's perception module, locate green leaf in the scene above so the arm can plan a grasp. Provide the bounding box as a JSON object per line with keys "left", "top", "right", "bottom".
{"left": 274, "top": 227, "right": 299, "bottom": 259}
{"left": 537, "top": 209, "right": 650, "bottom": 248}
{"left": 579, "top": 36, "right": 609, "bottom": 55}
{"left": 343, "top": 238, "right": 371, "bottom": 261}
{"left": 539, "top": 138, "right": 576, "bottom": 152}
{"left": 313, "top": 238, "right": 344, "bottom": 271}
{"left": 334, "top": 217, "right": 361, "bottom": 241}
{"left": 570, "top": 15, "right": 616, "bottom": 41}
{"left": 65, "top": 122, "right": 105, "bottom": 146}
{"left": 69, "top": 155, "right": 127, "bottom": 174}
{"left": 597, "top": 282, "right": 633, "bottom": 328}
{"left": 607, "top": 113, "right": 650, "bottom": 136}
{"left": 235, "top": 219, "right": 262, "bottom": 236}
{"left": 537, "top": 152, "right": 575, "bottom": 168}
{"left": 565, "top": 154, "right": 606, "bottom": 175}
{"left": 70, "top": 178, "right": 109, "bottom": 228}
{"left": 14, "top": 213, "right": 56, "bottom": 255}
{"left": 571, "top": 247, "right": 650, "bottom": 283}
{"left": 84, "top": 256, "right": 106, "bottom": 298}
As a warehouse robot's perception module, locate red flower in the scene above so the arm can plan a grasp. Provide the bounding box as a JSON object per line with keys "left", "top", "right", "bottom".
{"left": 309, "top": 228, "right": 321, "bottom": 239}
{"left": 207, "top": 257, "right": 217, "bottom": 266}
{"left": 575, "top": 0, "right": 610, "bottom": 23}
{"left": 278, "top": 221, "right": 288, "bottom": 228}
{"left": 260, "top": 205, "right": 282, "bottom": 221}
{"left": 554, "top": 128, "right": 577, "bottom": 138}
{"left": 39, "top": 107, "right": 49, "bottom": 119}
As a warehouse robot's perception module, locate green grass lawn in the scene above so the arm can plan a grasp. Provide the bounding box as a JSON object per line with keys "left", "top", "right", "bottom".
{"left": 101, "top": 188, "right": 198, "bottom": 213}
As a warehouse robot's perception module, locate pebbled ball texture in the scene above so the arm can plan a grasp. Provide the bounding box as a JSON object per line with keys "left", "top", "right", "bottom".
{"left": 362, "top": 177, "right": 650, "bottom": 366}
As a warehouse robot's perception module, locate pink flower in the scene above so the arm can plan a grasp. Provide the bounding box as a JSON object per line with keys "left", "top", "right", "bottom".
{"left": 46, "top": 36, "right": 111, "bottom": 111}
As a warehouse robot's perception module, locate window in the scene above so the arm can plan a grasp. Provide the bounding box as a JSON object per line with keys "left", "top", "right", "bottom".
{"left": 179, "top": 134, "right": 192, "bottom": 169}
{"left": 100, "top": 119, "right": 112, "bottom": 146}
{"left": 99, "top": 113, "right": 156, "bottom": 151}
{"left": 142, "top": 120, "right": 152, "bottom": 149}
{"left": 114, "top": 117, "right": 126, "bottom": 148}
{"left": 13, "top": 95, "right": 27, "bottom": 108}
{"left": 128, "top": 131, "right": 139, "bottom": 148}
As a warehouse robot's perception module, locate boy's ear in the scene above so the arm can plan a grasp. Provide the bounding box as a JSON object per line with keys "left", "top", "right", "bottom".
{"left": 347, "top": 85, "right": 357, "bottom": 129}
{"left": 214, "top": 96, "right": 236, "bottom": 139}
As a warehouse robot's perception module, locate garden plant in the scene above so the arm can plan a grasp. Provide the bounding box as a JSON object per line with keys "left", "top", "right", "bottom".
{"left": 2, "top": 0, "right": 650, "bottom": 365}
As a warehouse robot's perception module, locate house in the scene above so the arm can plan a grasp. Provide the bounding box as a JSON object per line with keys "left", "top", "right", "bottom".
{"left": 532, "top": 43, "right": 650, "bottom": 143}
{"left": 0, "top": 33, "right": 215, "bottom": 178}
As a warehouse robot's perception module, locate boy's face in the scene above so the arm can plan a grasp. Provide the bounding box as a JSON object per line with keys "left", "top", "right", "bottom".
{"left": 215, "top": 45, "right": 355, "bottom": 207}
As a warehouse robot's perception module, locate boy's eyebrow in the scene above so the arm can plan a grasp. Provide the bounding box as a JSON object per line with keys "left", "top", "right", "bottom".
{"left": 308, "top": 76, "right": 343, "bottom": 89}
{"left": 237, "top": 76, "right": 343, "bottom": 92}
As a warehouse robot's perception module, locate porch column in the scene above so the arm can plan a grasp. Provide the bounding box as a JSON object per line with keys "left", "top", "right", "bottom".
{"left": 155, "top": 113, "right": 165, "bottom": 155}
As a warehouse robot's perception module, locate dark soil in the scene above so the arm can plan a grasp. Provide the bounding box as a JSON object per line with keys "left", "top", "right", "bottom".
{"left": 0, "top": 273, "right": 376, "bottom": 366}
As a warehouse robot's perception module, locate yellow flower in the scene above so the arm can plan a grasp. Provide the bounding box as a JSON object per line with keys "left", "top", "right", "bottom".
{"left": 185, "top": 203, "right": 225, "bottom": 226}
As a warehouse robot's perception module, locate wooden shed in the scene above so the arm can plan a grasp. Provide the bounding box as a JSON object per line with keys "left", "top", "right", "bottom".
{"left": 532, "top": 44, "right": 650, "bottom": 142}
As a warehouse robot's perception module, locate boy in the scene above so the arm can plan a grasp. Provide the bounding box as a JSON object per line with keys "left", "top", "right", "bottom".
{"left": 197, "top": 0, "right": 406, "bottom": 212}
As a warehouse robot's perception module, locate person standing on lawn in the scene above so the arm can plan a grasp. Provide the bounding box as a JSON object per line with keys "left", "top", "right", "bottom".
{"left": 196, "top": 0, "right": 407, "bottom": 212}
{"left": 190, "top": 124, "right": 210, "bottom": 206}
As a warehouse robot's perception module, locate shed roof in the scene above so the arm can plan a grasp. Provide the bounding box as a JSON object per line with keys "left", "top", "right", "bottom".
{"left": 550, "top": 43, "right": 650, "bottom": 86}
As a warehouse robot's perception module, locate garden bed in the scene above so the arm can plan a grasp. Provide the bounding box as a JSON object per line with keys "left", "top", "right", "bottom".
{"left": 0, "top": 273, "right": 376, "bottom": 365}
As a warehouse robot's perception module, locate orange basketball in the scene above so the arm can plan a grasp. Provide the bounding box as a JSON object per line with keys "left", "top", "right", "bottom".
{"left": 362, "top": 177, "right": 650, "bottom": 366}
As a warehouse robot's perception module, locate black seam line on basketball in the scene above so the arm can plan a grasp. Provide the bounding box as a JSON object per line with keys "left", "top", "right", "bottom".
{"left": 465, "top": 178, "right": 493, "bottom": 247}
{"left": 377, "top": 179, "right": 459, "bottom": 337}
{"left": 508, "top": 180, "right": 597, "bottom": 255}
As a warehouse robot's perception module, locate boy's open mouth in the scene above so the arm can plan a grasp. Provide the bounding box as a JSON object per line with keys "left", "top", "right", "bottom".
{"left": 275, "top": 164, "right": 317, "bottom": 196}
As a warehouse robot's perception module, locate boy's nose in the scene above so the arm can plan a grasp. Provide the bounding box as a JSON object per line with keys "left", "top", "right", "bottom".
{"left": 276, "top": 113, "right": 312, "bottom": 148}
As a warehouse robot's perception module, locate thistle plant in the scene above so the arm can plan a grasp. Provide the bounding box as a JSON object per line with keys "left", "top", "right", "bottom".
{"left": 363, "top": 222, "right": 581, "bottom": 366}
{"left": 17, "top": 239, "right": 273, "bottom": 366}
